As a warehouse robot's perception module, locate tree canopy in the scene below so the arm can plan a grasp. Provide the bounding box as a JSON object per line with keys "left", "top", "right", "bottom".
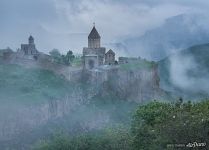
{"left": 132, "top": 100, "right": 209, "bottom": 149}
{"left": 34, "top": 99, "right": 209, "bottom": 150}
{"left": 49, "top": 49, "right": 75, "bottom": 66}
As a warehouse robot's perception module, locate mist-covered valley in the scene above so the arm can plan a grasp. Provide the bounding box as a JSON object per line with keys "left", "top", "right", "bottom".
{"left": 158, "top": 43, "right": 209, "bottom": 100}
{"left": 1, "top": 0, "right": 209, "bottom": 149}
{"left": 0, "top": 61, "right": 148, "bottom": 149}
{"left": 1, "top": 41, "right": 209, "bottom": 149}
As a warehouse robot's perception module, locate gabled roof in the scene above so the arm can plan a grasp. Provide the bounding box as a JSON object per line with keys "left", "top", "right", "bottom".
{"left": 106, "top": 49, "right": 115, "bottom": 55}
{"left": 88, "top": 26, "right": 100, "bottom": 39}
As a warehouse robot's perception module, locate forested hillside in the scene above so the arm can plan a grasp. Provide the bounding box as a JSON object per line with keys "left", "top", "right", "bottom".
{"left": 34, "top": 99, "right": 209, "bottom": 150}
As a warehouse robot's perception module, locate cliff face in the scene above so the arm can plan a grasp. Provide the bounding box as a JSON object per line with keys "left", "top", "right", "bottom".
{"left": 84, "top": 64, "right": 166, "bottom": 103}
{"left": 0, "top": 52, "right": 166, "bottom": 103}
{"left": 112, "top": 66, "right": 160, "bottom": 102}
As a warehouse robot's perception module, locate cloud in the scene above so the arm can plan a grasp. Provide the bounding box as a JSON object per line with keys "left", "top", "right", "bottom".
{"left": 169, "top": 52, "right": 209, "bottom": 95}
{"left": 0, "top": 0, "right": 209, "bottom": 55}
{"left": 52, "top": 0, "right": 189, "bottom": 39}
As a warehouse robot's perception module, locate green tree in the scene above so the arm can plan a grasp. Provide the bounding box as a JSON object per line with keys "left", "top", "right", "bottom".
{"left": 49, "top": 49, "right": 75, "bottom": 66}
{"left": 66, "top": 50, "right": 75, "bottom": 62}
{"left": 49, "top": 49, "right": 62, "bottom": 63}
{"left": 131, "top": 100, "right": 209, "bottom": 150}
{"left": 63, "top": 50, "right": 75, "bottom": 66}
{"left": 34, "top": 127, "right": 132, "bottom": 150}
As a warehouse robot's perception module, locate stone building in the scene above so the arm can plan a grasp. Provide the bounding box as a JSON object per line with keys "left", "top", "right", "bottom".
{"left": 105, "top": 49, "right": 115, "bottom": 65}
{"left": 83, "top": 25, "right": 116, "bottom": 70}
{"left": 17, "top": 35, "right": 39, "bottom": 59}
{"left": 83, "top": 25, "right": 106, "bottom": 70}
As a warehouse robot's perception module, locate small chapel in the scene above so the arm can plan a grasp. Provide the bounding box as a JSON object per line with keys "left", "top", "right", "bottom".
{"left": 16, "top": 35, "right": 39, "bottom": 60}
{"left": 83, "top": 24, "right": 115, "bottom": 70}
{"left": 20, "top": 35, "right": 39, "bottom": 55}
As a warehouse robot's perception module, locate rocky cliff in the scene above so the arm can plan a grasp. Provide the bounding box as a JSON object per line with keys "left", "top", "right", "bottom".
{"left": 0, "top": 55, "right": 169, "bottom": 149}
{"left": 83, "top": 62, "right": 167, "bottom": 103}
{"left": 0, "top": 50, "right": 167, "bottom": 103}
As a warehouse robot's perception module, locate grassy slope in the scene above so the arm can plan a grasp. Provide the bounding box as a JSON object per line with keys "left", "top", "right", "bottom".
{"left": 119, "top": 59, "right": 156, "bottom": 71}
{"left": 0, "top": 64, "right": 74, "bottom": 105}
{"left": 71, "top": 57, "right": 82, "bottom": 67}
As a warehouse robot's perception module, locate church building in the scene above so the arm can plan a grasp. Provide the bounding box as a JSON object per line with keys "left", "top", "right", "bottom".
{"left": 17, "top": 35, "right": 39, "bottom": 59}
{"left": 83, "top": 25, "right": 115, "bottom": 70}
{"left": 105, "top": 49, "right": 115, "bottom": 65}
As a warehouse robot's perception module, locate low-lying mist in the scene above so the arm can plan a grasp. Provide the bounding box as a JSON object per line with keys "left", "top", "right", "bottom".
{"left": 158, "top": 43, "right": 209, "bottom": 99}
{"left": 0, "top": 64, "right": 137, "bottom": 149}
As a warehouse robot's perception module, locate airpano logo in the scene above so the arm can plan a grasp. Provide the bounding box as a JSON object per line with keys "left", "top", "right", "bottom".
{"left": 167, "top": 142, "right": 206, "bottom": 148}
{"left": 186, "top": 142, "right": 206, "bottom": 148}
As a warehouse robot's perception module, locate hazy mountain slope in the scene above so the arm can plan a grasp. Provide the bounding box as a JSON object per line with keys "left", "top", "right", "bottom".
{"left": 120, "top": 14, "right": 209, "bottom": 60}
{"left": 158, "top": 43, "right": 209, "bottom": 99}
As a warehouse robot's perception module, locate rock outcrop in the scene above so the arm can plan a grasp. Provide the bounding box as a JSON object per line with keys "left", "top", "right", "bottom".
{"left": 83, "top": 64, "right": 166, "bottom": 103}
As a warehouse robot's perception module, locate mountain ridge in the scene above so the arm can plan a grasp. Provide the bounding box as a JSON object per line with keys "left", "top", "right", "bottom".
{"left": 111, "top": 14, "right": 209, "bottom": 61}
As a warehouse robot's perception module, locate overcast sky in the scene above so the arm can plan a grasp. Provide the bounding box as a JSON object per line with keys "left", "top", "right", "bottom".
{"left": 0, "top": 0, "right": 209, "bottom": 54}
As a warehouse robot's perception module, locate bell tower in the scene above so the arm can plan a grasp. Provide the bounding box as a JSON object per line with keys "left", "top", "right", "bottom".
{"left": 88, "top": 23, "right": 101, "bottom": 48}
{"left": 28, "top": 35, "right": 34, "bottom": 45}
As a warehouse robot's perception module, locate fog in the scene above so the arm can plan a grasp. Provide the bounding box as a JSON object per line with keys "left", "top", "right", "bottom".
{"left": 1, "top": 0, "right": 209, "bottom": 149}
{"left": 0, "top": 64, "right": 137, "bottom": 149}
{"left": 159, "top": 45, "right": 209, "bottom": 99}
{"left": 170, "top": 54, "right": 208, "bottom": 92}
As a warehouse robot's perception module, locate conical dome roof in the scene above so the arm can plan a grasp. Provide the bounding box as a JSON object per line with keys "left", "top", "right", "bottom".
{"left": 29, "top": 35, "right": 34, "bottom": 40}
{"left": 106, "top": 49, "right": 115, "bottom": 54}
{"left": 88, "top": 26, "right": 100, "bottom": 39}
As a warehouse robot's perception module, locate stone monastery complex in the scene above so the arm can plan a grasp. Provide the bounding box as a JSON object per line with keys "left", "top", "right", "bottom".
{"left": 83, "top": 25, "right": 116, "bottom": 69}
{"left": 0, "top": 24, "right": 144, "bottom": 70}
